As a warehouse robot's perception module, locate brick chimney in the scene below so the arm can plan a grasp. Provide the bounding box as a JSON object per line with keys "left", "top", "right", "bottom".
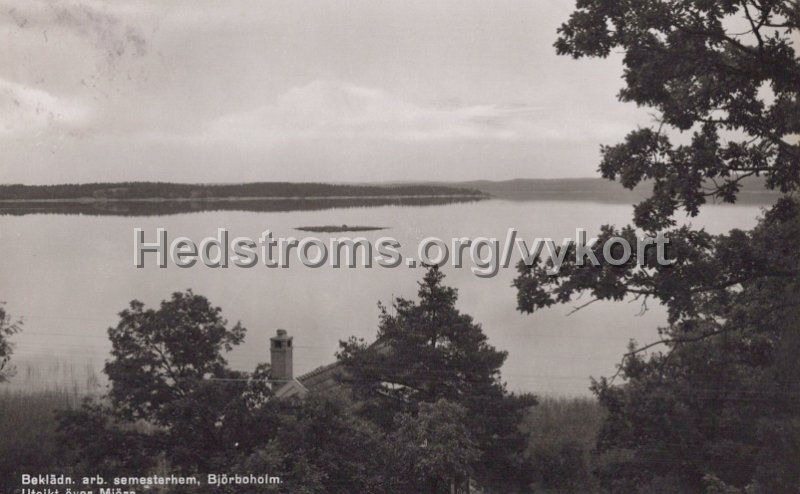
{"left": 270, "top": 329, "right": 293, "bottom": 382}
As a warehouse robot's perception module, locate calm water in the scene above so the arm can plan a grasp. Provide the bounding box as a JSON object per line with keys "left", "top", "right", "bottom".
{"left": 0, "top": 199, "right": 764, "bottom": 396}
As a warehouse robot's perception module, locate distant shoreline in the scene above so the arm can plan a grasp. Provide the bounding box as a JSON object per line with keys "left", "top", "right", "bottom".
{"left": 0, "top": 181, "right": 486, "bottom": 202}
{"left": 0, "top": 194, "right": 485, "bottom": 204}
{"left": 0, "top": 177, "right": 779, "bottom": 205}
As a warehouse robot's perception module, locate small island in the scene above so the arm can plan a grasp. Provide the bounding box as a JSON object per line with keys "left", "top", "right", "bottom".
{"left": 295, "top": 224, "right": 386, "bottom": 233}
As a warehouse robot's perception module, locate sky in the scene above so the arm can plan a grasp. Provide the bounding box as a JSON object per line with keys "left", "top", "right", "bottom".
{"left": 0, "top": 0, "right": 652, "bottom": 184}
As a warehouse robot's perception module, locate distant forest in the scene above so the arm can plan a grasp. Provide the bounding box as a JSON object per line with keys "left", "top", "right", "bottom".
{"left": 0, "top": 196, "right": 481, "bottom": 217}
{"left": 1, "top": 178, "right": 778, "bottom": 205}
{"left": 0, "top": 182, "right": 484, "bottom": 201}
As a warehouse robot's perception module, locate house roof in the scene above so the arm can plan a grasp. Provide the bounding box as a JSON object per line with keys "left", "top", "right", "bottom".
{"left": 296, "top": 361, "right": 344, "bottom": 394}
{"left": 272, "top": 334, "right": 388, "bottom": 399}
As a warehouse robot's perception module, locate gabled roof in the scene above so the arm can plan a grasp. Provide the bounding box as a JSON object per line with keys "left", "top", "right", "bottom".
{"left": 271, "top": 361, "right": 344, "bottom": 399}
{"left": 273, "top": 336, "right": 387, "bottom": 399}
{"left": 274, "top": 378, "right": 308, "bottom": 399}
{"left": 296, "top": 361, "right": 344, "bottom": 394}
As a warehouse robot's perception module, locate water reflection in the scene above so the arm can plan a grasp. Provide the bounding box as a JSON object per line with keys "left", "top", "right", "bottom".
{"left": 0, "top": 196, "right": 484, "bottom": 217}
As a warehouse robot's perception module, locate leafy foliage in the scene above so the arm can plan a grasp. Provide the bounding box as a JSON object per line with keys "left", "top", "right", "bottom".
{"left": 229, "top": 394, "right": 389, "bottom": 494}
{"left": 523, "top": 397, "right": 605, "bottom": 492}
{"left": 0, "top": 304, "right": 21, "bottom": 382}
{"left": 517, "top": 0, "right": 800, "bottom": 323}
{"left": 555, "top": 0, "right": 799, "bottom": 228}
{"left": 57, "top": 284, "right": 518, "bottom": 493}
{"left": 389, "top": 399, "right": 480, "bottom": 493}
{"left": 104, "top": 290, "right": 246, "bottom": 423}
{"left": 517, "top": 198, "right": 800, "bottom": 329}
{"left": 515, "top": 0, "right": 800, "bottom": 360}
{"left": 516, "top": 2, "right": 800, "bottom": 490}
{"left": 338, "top": 267, "right": 537, "bottom": 492}
{"left": 57, "top": 400, "right": 160, "bottom": 478}
{"left": 59, "top": 291, "right": 278, "bottom": 474}
{"left": 592, "top": 260, "right": 800, "bottom": 491}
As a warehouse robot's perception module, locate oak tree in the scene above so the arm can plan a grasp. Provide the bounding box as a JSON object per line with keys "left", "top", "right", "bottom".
{"left": 515, "top": 1, "right": 800, "bottom": 489}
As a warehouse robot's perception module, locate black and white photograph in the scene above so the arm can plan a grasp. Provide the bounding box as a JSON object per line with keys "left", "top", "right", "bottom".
{"left": 1, "top": 1, "right": 798, "bottom": 492}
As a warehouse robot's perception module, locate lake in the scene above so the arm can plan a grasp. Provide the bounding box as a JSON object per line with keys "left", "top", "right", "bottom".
{"left": 0, "top": 198, "right": 765, "bottom": 396}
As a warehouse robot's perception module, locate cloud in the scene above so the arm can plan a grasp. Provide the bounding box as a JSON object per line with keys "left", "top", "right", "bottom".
{"left": 204, "top": 80, "right": 630, "bottom": 147}
{"left": 4, "top": 0, "right": 147, "bottom": 66}
{"left": 0, "top": 78, "right": 90, "bottom": 136}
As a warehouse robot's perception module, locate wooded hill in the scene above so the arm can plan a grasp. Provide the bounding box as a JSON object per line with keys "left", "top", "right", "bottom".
{"left": 0, "top": 182, "right": 484, "bottom": 201}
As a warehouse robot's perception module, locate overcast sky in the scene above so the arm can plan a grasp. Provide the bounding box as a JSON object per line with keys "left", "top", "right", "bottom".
{"left": 1, "top": 0, "right": 652, "bottom": 184}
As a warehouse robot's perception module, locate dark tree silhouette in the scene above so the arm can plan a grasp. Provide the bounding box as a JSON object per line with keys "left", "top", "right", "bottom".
{"left": 338, "top": 267, "right": 537, "bottom": 492}
{"left": 591, "top": 209, "right": 800, "bottom": 491}
{"left": 516, "top": 0, "right": 799, "bottom": 328}
{"left": 556, "top": 0, "right": 799, "bottom": 227}
{"left": 59, "top": 291, "right": 278, "bottom": 474}
{"left": 104, "top": 290, "right": 247, "bottom": 424}
{"left": 512, "top": 2, "right": 800, "bottom": 490}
